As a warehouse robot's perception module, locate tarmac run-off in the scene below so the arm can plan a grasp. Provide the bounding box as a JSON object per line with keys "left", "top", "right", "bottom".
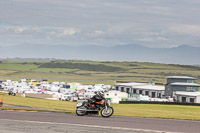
{"left": 0, "top": 110, "right": 200, "bottom": 133}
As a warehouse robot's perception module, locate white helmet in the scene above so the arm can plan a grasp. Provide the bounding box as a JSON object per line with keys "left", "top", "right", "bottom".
{"left": 97, "top": 90, "right": 104, "bottom": 97}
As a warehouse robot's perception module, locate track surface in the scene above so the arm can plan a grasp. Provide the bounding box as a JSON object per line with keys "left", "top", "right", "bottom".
{"left": 0, "top": 110, "right": 200, "bottom": 133}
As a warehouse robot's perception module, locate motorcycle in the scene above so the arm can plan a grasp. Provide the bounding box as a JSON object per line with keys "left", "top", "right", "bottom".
{"left": 76, "top": 98, "right": 114, "bottom": 118}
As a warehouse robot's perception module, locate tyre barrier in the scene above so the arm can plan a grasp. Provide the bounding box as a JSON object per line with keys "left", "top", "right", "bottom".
{"left": 119, "top": 101, "right": 200, "bottom": 106}
{"left": 8, "top": 91, "right": 16, "bottom": 96}
{"left": 0, "top": 99, "right": 3, "bottom": 107}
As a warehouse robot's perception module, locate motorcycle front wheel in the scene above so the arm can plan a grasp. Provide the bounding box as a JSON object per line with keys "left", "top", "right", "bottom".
{"left": 101, "top": 107, "right": 114, "bottom": 118}
{"left": 76, "top": 106, "right": 87, "bottom": 116}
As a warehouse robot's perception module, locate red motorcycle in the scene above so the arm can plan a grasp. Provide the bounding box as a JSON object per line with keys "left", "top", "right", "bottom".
{"left": 76, "top": 98, "right": 114, "bottom": 118}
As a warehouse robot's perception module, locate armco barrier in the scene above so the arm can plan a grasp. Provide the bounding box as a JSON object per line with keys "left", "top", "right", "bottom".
{"left": 119, "top": 101, "right": 200, "bottom": 106}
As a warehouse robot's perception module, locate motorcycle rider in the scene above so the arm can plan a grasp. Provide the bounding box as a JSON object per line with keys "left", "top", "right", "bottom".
{"left": 88, "top": 90, "right": 104, "bottom": 109}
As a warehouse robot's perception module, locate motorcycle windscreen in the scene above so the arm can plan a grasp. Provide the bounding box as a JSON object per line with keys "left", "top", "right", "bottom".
{"left": 77, "top": 103, "right": 82, "bottom": 107}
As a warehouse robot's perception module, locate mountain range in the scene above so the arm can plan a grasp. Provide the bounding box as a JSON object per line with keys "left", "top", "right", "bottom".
{"left": 0, "top": 44, "right": 199, "bottom": 65}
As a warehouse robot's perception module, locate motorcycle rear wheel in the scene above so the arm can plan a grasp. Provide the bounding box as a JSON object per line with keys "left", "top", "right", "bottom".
{"left": 76, "top": 106, "right": 87, "bottom": 116}
{"left": 101, "top": 107, "right": 114, "bottom": 118}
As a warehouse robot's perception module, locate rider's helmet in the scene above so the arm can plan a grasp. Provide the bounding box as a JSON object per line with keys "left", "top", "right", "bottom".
{"left": 97, "top": 90, "right": 104, "bottom": 97}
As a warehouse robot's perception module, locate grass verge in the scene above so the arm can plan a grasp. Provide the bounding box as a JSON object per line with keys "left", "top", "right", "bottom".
{"left": 0, "top": 108, "right": 73, "bottom": 114}
{"left": 1, "top": 93, "right": 200, "bottom": 121}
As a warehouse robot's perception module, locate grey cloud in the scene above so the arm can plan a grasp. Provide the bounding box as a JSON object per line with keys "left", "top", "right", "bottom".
{"left": 0, "top": 0, "right": 200, "bottom": 47}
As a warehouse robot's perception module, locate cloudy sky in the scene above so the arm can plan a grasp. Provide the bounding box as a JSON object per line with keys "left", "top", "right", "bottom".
{"left": 0, "top": 0, "right": 200, "bottom": 48}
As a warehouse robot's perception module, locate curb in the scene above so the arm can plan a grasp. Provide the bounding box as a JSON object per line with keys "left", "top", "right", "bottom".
{"left": 0, "top": 107, "right": 74, "bottom": 114}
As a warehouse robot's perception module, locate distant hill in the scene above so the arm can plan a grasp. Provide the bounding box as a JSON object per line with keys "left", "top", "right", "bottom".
{"left": 0, "top": 44, "right": 200, "bottom": 65}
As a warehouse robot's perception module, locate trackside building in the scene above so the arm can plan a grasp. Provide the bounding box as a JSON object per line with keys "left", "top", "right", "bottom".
{"left": 115, "top": 82, "right": 165, "bottom": 98}
{"left": 165, "top": 76, "right": 200, "bottom": 98}
{"left": 175, "top": 91, "right": 200, "bottom": 103}
{"left": 115, "top": 76, "right": 200, "bottom": 103}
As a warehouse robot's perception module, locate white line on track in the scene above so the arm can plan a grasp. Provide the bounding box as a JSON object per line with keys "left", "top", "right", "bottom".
{"left": 0, "top": 118, "right": 178, "bottom": 133}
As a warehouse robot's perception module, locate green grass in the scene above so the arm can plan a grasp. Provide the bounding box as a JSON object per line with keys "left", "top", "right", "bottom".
{"left": 1, "top": 61, "right": 200, "bottom": 120}
{"left": 33, "top": 68, "right": 78, "bottom": 73}
{"left": 0, "top": 61, "right": 200, "bottom": 85}
{"left": 0, "top": 64, "right": 38, "bottom": 71}
{"left": 1, "top": 93, "right": 200, "bottom": 121}
{"left": 0, "top": 93, "right": 75, "bottom": 112}
{"left": 112, "top": 104, "right": 200, "bottom": 120}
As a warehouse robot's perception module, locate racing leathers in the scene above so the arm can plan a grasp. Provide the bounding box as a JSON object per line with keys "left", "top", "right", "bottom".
{"left": 88, "top": 94, "right": 104, "bottom": 109}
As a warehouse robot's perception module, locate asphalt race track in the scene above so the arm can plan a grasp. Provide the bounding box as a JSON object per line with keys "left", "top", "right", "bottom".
{"left": 0, "top": 110, "right": 200, "bottom": 133}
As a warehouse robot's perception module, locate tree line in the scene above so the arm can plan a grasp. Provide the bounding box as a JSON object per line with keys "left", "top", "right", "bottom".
{"left": 39, "top": 62, "right": 124, "bottom": 72}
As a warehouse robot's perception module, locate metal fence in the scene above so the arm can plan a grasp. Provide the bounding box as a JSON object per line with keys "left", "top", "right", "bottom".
{"left": 119, "top": 101, "right": 200, "bottom": 106}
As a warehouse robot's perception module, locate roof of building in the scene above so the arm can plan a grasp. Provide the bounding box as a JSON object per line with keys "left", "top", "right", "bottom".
{"left": 105, "top": 90, "right": 128, "bottom": 94}
{"left": 166, "top": 76, "right": 196, "bottom": 80}
{"left": 170, "top": 82, "right": 200, "bottom": 87}
{"left": 132, "top": 85, "right": 165, "bottom": 91}
{"left": 175, "top": 91, "right": 200, "bottom": 97}
{"left": 115, "top": 82, "right": 164, "bottom": 91}
{"left": 115, "top": 82, "right": 149, "bottom": 86}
